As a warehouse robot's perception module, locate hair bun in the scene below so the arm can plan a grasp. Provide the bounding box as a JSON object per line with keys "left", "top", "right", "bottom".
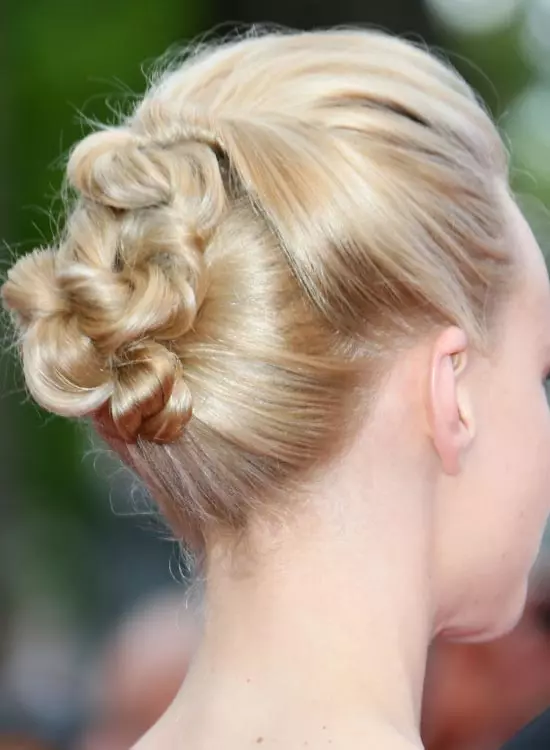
{"left": 98, "top": 340, "right": 193, "bottom": 443}
{"left": 2, "top": 114, "right": 231, "bottom": 444}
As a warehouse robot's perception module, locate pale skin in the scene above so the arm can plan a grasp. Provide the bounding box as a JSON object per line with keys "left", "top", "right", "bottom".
{"left": 135, "top": 193, "right": 550, "bottom": 750}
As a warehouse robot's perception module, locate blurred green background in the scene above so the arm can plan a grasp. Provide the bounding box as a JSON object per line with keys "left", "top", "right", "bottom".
{"left": 2, "top": 0, "right": 550, "bottom": 746}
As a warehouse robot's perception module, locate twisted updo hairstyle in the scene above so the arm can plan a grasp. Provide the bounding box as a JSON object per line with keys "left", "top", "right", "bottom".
{"left": 3, "top": 29, "right": 512, "bottom": 545}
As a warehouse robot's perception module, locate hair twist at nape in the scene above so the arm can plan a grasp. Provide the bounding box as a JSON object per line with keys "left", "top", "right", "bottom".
{"left": 2, "top": 124, "right": 228, "bottom": 443}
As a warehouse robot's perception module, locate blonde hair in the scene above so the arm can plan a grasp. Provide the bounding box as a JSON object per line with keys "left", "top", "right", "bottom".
{"left": 3, "top": 29, "right": 512, "bottom": 545}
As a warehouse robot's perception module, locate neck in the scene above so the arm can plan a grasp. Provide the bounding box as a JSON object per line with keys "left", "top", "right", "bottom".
{"left": 139, "top": 476, "right": 435, "bottom": 749}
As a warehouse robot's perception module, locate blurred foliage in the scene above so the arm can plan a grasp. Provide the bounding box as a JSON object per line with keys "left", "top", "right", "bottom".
{"left": 428, "top": 3, "right": 550, "bottom": 253}
{"left": 439, "top": 25, "right": 531, "bottom": 113}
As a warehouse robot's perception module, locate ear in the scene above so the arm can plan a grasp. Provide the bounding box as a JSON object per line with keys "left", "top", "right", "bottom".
{"left": 428, "top": 327, "right": 474, "bottom": 475}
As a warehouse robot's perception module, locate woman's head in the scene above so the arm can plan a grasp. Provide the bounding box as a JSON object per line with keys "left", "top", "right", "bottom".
{"left": 3, "top": 29, "right": 549, "bottom": 640}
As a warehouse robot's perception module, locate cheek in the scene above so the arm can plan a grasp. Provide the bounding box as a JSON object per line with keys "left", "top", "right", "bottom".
{"left": 466, "top": 378, "right": 550, "bottom": 577}
{"left": 493, "top": 384, "right": 550, "bottom": 554}
{"left": 520, "top": 390, "right": 550, "bottom": 511}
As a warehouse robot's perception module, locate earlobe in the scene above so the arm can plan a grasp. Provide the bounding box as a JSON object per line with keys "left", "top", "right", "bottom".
{"left": 428, "top": 328, "right": 473, "bottom": 476}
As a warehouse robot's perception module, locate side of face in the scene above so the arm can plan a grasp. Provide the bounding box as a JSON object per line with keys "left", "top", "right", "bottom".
{"left": 433, "top": 196, "right": 550, "bottom": 642}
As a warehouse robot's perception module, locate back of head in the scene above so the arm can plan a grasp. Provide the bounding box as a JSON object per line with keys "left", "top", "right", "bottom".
{"left": 2, "top": 29, "right": 512, "bottom": 548}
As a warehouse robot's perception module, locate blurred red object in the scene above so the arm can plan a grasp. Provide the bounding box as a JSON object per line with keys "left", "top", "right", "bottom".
{"left": 422, "top": 558, "right": 550, "bottom": 750}
{"left": 76, "top": 590, "right": 197, "bottom": 750}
